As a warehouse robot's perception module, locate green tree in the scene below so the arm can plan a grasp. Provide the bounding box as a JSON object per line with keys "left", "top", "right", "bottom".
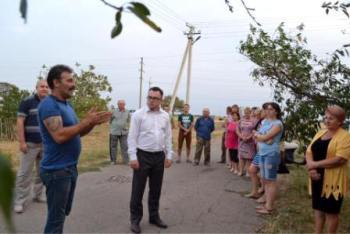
{"left": 0, "top": 84, "right": 30, "bottom": 119}
{"left": 163, "top": 95, "right": 185, "bottom": 113}
{"left": 71, "top": 64, "right": 112, "bottom": 119}
{"left": 239, "top": 24, "right": 350, "bottom": 144}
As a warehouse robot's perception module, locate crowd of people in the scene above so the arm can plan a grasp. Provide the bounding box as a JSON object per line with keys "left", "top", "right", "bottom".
{"left": 11, "top": 64, "right": 350, "bottom": 234}
{"left": 218, "top": 103, "right": 284, "bottom": 215}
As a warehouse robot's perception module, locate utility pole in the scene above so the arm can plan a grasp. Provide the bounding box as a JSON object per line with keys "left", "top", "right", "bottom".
{"left": 170, "top": 23, "right": 200, "bottom": 112}
{"left": 185, "top": 23, "right": 201, "bottom": 105}
{"left": 139, "top": 57, "right": 144, "bottom": 108}
{"left": 148, "top": 77, "right": 152, "bottom": 89}
{"left": 169, "top": 41, "right": 190, "bottom": 113}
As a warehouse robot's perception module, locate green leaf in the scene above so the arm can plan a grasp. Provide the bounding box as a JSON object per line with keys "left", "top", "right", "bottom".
{"left": 115, "top": 10, "right": 122, "bottom": 23}
{"left": 19, "top": 0, "right": 27, "bottom": 23}
{"left": 128, "top": 6, "right": 162, "bottom": 32}
{"left": 342, "top": 9, "right": 349, "bottom": 18}
{"left": 129, "top": 2, "right": 150, "bottom": 16}
{"left": 0, "top": 155, "right": 15, "bottom": 232}
{"left": 111, "top": 23, "right": 123, "bottom": 38}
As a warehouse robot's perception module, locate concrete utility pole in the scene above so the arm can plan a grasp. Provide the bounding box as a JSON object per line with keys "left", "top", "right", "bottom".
{"left": 148, "top": 77, "right": 152, "bottom": 89}
{"left": 139, "top": 57, "right": 144, "bottom": 108}
{"left": 169, "top": 23, "right": 200, "bottom": 113}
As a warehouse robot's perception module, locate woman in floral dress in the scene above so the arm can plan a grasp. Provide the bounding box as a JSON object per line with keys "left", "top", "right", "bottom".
{"left": 236, "top": 107, "right": 257, "bottom": 176}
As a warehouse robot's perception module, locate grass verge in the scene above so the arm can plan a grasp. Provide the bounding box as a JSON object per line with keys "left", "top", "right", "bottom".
{"left": 260, "top": 164, "right": 350, "bottom": 233}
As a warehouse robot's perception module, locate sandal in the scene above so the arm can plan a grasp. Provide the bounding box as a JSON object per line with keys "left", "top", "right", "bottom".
{"left": 256, "top": 198, "right": 266, "bottom": 204}
{"left": 256, "top": 206, "right": 273, "bottom": 215}
{"left": 245, "top": 193, "right": 260, "bottom": 199}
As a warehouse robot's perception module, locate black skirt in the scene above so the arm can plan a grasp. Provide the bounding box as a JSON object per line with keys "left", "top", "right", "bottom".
{"left": 311, "top": 137, "right": 343, "bottom": 214}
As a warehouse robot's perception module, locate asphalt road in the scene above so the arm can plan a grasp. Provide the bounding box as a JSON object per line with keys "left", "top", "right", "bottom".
{"left": 1, "top": 139, "right": 263, "bottom": 233}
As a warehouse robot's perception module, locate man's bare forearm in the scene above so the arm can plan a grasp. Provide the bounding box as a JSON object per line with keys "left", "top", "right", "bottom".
{"left": 55, "top": 121, "right": 92, "bottom": 143}
{"left": 16, "top": 117, "right": 26, "bottom": 144}
{"left": 45, "top": 116, "right": 92, "bottom": 144}
{"left": 80, "top": 124, "right": 94, "bottom": 137}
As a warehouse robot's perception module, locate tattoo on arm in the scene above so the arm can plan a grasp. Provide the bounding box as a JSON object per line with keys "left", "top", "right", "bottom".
{"left": 44, "top": 116, "right": 63, "bottom": 133}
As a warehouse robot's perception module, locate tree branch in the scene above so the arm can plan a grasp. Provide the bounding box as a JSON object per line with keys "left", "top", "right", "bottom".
{"left": 239, "top": 0, "right": 261, "bottom": 26}
{"left": 99, "top": 0, "right": 123, "bottom": 11}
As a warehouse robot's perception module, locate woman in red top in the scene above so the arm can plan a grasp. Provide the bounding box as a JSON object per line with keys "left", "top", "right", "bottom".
{"left": 225, "top": 112, "right": 240, "bottom": 173}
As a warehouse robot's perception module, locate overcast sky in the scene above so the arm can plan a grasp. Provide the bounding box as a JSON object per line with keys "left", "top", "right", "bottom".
{"left": 0, "top": 0, "right": 349, "bottom": 115}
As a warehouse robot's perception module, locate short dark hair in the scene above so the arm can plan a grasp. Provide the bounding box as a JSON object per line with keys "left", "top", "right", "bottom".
{"left": 47, "top": 65, "right": 73, "bottom": 89}
{"left": 148, "top": 86, "right": 163, "bottom": 97}
{"left": 184, "top": 104, "right": 190, "bottom": 107}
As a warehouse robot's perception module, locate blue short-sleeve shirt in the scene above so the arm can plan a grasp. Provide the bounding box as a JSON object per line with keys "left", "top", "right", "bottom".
{"left": 17, "top": 94, "right": 42, "bottom": 143}
{"left": 38, "top": 95, "right": 81, "bottom": 170}
{"left": 257, "top": 119, "right": 283, "bottom": 155}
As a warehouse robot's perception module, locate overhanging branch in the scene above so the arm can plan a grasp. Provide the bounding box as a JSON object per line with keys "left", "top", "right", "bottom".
{"left": 99, "top": 0, "right": 123, "bottom": 11}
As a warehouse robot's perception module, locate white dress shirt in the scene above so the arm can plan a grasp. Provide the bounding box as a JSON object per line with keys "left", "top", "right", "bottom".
{"left": 128, "top": 106, "right": 173, "bottom": 161}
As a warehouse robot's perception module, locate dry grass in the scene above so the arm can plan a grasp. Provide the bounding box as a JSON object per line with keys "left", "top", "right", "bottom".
{"left": 0, "top": 124, "right": 111, "bottom": 173}
{"left": 1, "top": 119, "right": 224, "bottom": 173}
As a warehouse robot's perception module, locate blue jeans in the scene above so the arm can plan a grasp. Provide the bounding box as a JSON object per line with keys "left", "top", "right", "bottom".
{"left": 40, "top": 166, "right": 78, "bottom": 234}
{"left": 259, "top": 151, "right": 280, "bottom": 181}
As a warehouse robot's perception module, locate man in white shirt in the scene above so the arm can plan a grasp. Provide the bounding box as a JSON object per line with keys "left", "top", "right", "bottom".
{"left": 128, "top": 87, "right": 173, "bottom": 234}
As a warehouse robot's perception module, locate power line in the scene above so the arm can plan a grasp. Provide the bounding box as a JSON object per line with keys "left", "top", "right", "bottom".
{"left": 140, "top": 0, "right": 184, "bottom": 31}
{"left": 149, "top": 0, "right": 187, "bottom": 25}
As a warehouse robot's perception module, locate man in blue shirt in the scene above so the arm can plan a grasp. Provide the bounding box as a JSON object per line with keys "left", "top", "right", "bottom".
{"left": 13, "top": 79, "right": 49, "bottom": 213}
{"left": 38, "top": 64, "right": 112, "bottom": 234}
{"left": 194, "top": 108, "right": 215, "bottom": 166}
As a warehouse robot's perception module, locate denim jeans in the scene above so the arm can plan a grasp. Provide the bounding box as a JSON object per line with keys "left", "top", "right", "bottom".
{"left": 40, "top": 166, "right": 78, "bottom": 234}
{"left": 259, "top": 151, "right": 280, "bottom": 181}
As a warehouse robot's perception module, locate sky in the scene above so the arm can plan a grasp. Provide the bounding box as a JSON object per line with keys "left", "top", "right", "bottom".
{"left": 0, "top": 0, "right": 349, "bottom": 115}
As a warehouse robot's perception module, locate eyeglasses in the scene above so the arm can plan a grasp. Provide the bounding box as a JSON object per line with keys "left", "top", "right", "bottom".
{"left": 147, "top": 96, "right": 161, "bottom": 101}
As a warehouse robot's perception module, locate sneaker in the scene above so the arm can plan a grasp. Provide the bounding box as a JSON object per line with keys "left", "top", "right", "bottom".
{"left": 186, "top": 159, "right": 192, "bottom": 163}
{"left": 193, "top": 162, "right": 199, "bottom": 166}
{"left": 176, "top": 159, "right": 181, "bottom": 164}
{"left": 14, "top": 204, "right": 24, "bottom": 213}
{"left": 204, "top": 162, "right": 211, "bottom": 167}
{"left": 33, "top": 197, "right": 47, "bottom": 203}
{"left": 111, "top": 161, "right": 116, "bottom": 165}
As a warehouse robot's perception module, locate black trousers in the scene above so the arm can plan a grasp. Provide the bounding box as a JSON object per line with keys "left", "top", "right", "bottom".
{"left": 130, "top": 149, "right": 165, "bottom": 224}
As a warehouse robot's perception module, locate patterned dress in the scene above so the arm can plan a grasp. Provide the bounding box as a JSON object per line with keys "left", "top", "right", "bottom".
{"left": 238, "top": 118, "right": 256, "bottom": 160}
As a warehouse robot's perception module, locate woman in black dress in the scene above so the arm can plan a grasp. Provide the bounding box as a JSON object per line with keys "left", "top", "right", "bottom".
{"left": 306, "top": 105, "right": 350, "bottom": 234}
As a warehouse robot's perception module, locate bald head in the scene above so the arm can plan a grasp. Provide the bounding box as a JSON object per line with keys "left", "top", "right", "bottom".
{"left": 202, "top": 108, "right": 210, "bottom": 118}
{"left": 117, "top": 99, "right": 126, "bottom": 111}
